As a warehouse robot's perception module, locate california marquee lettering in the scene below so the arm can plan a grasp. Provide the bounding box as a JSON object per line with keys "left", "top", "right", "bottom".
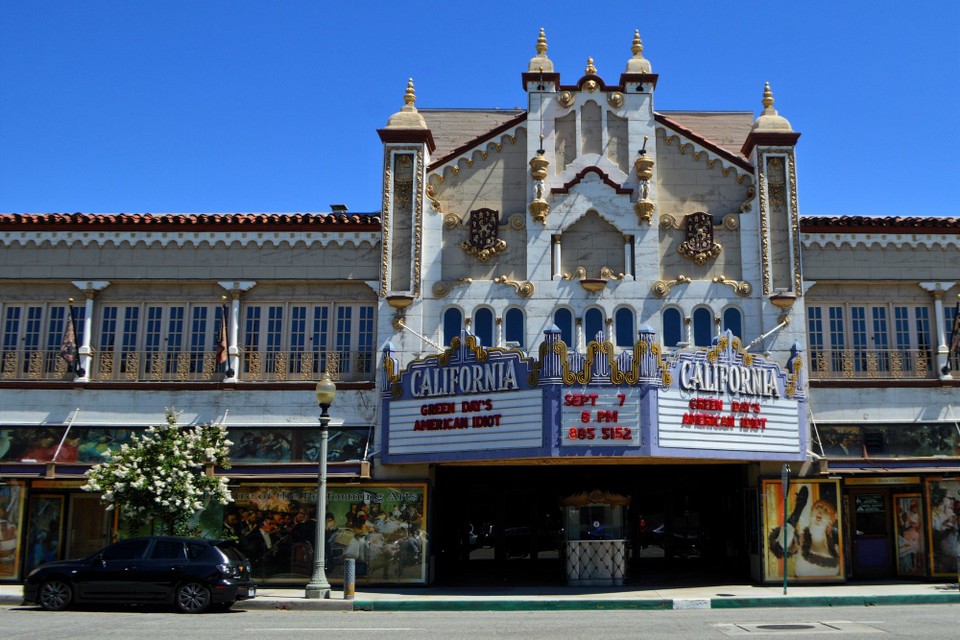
{"left": 409, "top": 360, "right": 519, "bottom": 398}
{"left": 678, "top": 361, "right": 779, "bottom": 398}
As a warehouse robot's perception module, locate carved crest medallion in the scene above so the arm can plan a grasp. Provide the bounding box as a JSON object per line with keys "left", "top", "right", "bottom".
{"left": 677, "top": 212, "right": 722, "bottom": 265}
{"left": 460, "top": 208, "right": 507, "bottom": 262}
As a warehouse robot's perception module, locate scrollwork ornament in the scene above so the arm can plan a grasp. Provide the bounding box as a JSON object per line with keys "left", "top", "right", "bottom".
{"left": 562, "top": 267, "right": 588, "bottom": 281}
{"left": 443, "top": 213, "right": 462, "bottom": 229}
{"left": 652, "top": 275, "right": 691, "bottom": 298}
{"left": 426, "top": 183, "right": 442, "bottom": 212}
{"left": 659, "top": 213, "right": 680, "bottom": 229}
{"left": 493, "top": 275, "right": 534, "bottom": 298}
{"left": 713, "top": 276, "right": 752, "bottom": 297}
{"left": 432, "top": 277, "right": 473, "bottom": 298}
{"left": 599, "top": 266, "right": 625, "bottom": 281}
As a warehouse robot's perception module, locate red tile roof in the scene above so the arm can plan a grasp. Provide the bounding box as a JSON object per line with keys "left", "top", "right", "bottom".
{"left": 801, "top": 215, "right": 960, "bottom": 233}
{"left": 0, "top": 212, "right": 381, "bottom": 232}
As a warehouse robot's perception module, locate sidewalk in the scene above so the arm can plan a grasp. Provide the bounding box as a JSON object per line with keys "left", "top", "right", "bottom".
{"left": 3, "top": 581, "right": 959, "bottom": 611}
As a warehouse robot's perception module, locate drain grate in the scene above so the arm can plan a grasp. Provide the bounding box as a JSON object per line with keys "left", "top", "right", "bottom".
{"left": 756, "top": 625, "right": 818, "bottom": 631}
{"left": 713, "top": 621, "right": 883, "bottom": 636}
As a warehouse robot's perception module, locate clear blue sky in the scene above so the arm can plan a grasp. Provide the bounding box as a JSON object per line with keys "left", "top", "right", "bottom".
{"left": 2, "top": 1, "right": 958, "bottom": 216}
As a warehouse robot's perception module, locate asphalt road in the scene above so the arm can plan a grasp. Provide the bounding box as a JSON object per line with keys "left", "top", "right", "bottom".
{"left": 1, "top": 604, "right": 957, "bottom": 639}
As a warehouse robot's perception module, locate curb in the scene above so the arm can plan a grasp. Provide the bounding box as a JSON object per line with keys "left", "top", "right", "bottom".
{"left": 352, "top": 598, "right": 673, "bottom": 611}
{"left": 709, "top": 593, "right": 960, "bottom": 609}
{"left": 240, "top": 598, "right": 353, "bottom": 611}
{"left": 349, "top": 593, "right": 960, "bottom": 611}
{"left": 5, "top": 592, "right": 960, "bottom": 612}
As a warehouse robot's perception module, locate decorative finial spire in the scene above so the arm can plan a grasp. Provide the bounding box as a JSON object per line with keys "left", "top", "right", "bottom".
{"left": 404, "top": 78, "right": 417, "bottom": 108}
{"left": 527, "top": 28, "right": 554, "bottom": 73}
{"left": 632, "top": 29, "right": 643, "bottom": 56}
{"left": 750, "top": 81, "right": 793, "bottom": 132}
{"left": 625, "top": 29, "right": 653, "bottom": 73}
{"left": 385, "top": 77, "right": 427, "bottom": 130}
{"left": 585, "top": 57, "right": 597, "bottom": 76}
{"left": 536, "top": 27, "right": 548, "bottom": 55}
{"left": 762, "top": 82, "right": 775, "bottom": 110}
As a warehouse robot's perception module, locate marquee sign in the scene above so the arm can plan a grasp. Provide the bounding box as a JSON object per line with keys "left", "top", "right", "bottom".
{"left": 382, "top": 328, "right": 805, "bottom": 463}
{"left": 383, "top": 332, "right": 544, "bottom": 460}
{"left": 560, "top": 387, "right": 642, "bottom": 447}
{"left": 655, "top": 334, "right": 804, "bottom": 458}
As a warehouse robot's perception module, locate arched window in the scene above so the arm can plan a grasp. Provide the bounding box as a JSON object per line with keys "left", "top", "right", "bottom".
{"left": 723, "top": 307, "right": 743, "bottom": 340}
{"left": 615, "top": 307, "right": 635, "bottom": 347}
{"left": 443, "top": 308, "right": 462, "bottom": 346}
{"left": 693, "top": 307, "right": 713, "bottom": 347}
{"left": 504, "top": 308, "right": 524, "bottom": 347}
{"left": 474, "top": 308, "right": 494, "bottom": 348}
{"left": 663, "top": 308, "right": 682, "bottom": 347}
{"left": 584, "top": 308, "right": 604, "bottom": 344}
{"left": 554, "top": 308, "right": 574, "bottom": 347}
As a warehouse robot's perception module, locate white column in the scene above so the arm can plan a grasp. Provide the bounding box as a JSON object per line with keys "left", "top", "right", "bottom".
{"left": 78, "top": 294, "right": 94, "bottom": 381}
{"left": 576, "top": 318, "right": 584, "bottom": 352}
{"left": 552, "top": 235, "right": 562, "bottom": 279}
{"left": 624, "top": 235, "right": 634, "bottom": 280}
{"left": 496, "top": 316, "right": 503, "bottom": 348}
{"left": 920, "top": 282, "right": 956, "bottom": 379}
{"left": 218, "top": 280, "right": 257, "bottom": 382}
{"left": 228, "top": 293, "right": 241, "bottom": 382}
{"left": 71, "top": 280, "right": 110, "bottom": 381}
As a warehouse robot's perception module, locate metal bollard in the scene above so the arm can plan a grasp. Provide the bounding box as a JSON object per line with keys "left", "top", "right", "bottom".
{"left": 343, "top": 557, "right": 356, "bottom": 600}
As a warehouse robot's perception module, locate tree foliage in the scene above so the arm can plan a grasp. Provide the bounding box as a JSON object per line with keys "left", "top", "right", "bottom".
{"left": 82, "top": 408, "right": 233, "bottom": 534}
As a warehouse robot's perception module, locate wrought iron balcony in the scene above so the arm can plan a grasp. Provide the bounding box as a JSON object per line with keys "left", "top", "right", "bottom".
{"left": 1, "top": 349, "right": 74, "bottom": 381}
{"left": 239, "top": 349, "right": 373, "bottom": 382}
{"left": 0, "top": 349, "right": 374, "bottom": 383}
{"left": 808, "top": 348, "right": 937, "bottom": 380}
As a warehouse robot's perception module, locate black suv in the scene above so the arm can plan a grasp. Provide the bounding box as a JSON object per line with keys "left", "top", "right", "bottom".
{"left": 23, "top": 536, "right": 256, "bottom": 613}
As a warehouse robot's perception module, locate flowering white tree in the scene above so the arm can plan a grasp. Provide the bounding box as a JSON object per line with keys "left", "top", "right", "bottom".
{"left": 82, "top": 408, "right": 233, "bottom": 535}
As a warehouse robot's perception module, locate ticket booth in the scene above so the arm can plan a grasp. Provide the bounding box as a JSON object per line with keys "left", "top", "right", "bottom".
{"left": 562, "top": 490, "right": 630, "bottom": 586}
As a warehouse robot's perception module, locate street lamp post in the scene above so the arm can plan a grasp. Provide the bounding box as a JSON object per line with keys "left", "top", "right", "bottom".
{"left": 305, "top": 372, "right": 337, "bottom": 599}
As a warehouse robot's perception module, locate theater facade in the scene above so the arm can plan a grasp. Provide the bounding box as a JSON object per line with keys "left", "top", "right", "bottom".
{"left": 1, "top": 30, "right": 957, "bottom": 587}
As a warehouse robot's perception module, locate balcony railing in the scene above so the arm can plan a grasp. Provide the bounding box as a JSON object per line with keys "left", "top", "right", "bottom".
{"left": 240, "top": 349, "right": 373, "bottom": 383}
{"left": 1, "top": 349, "right": 74, "bottom": 381}
{"left": 0, "top": 349, "right": 374, "bottom": 383}
{"left": 808, "top": 348, "right": 935, "bottom": 380}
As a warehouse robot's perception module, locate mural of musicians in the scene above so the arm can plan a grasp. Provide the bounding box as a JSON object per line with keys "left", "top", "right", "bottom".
{"left": 226, "top": 484, "right": 426, "bottom": 583}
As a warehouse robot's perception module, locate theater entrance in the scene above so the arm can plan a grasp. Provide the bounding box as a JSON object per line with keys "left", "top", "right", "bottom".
{"left": 433, "top": 463, "right": 749, "bottom": 586}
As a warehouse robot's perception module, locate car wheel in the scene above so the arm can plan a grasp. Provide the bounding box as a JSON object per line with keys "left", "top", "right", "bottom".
{"left": 175, "top": 582, "right": 212, "bottom": 614}
{"left": 38, "top": 579, "right": 73, "bottom": 611}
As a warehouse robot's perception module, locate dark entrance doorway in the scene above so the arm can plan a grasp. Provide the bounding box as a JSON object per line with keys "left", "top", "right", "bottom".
{"left": 433, "top": 463, "right": 749, "bottom": 586}
{"left": 846, "top": 488, "right": 900, "bottom": 579}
